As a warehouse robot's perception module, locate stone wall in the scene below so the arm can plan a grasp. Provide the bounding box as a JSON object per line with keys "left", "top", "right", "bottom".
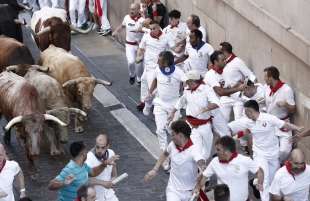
{"left": 108, "top": 0, "right": 310, "bottom": 160}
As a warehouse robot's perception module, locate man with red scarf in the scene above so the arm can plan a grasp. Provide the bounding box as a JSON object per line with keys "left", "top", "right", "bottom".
{"left": 264, "top": 66, "right": 296, "bottom": 163}
{"left": 146, "top": 0, "right": 167, "bottom": 29}
{"left": 0, "top": 143, "right": 27, "bottom": 201}
{"left": 228, "top": 100, "right": 303, "bottom": 201}
{"left": 168, "top": 70, "right": 219, "bottom": 160}
{"left": 194, "top": 136, "right": 264, "bottom": 201}
{"left": 270, "top": 148, "right": 310, "bottom": 201}
{"left": 112, "top": 3, "right": 145, "bottom": 85}
{"left": 144, "top": 120, "right": 207, "bottom": 201}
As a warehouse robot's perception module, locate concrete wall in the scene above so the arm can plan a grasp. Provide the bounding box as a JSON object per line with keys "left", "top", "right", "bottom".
{"left": 108, "top": 0, "right": 310, "bottom": 160}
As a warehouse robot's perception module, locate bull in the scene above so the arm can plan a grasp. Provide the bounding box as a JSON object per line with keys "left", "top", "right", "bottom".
{"left": 6, "top": 65, "right": 87, "bottom": 155}
{"left": 39, "top": 45, "right": 112, "bottom": 132}
{"left": 0, "top": 71, "right": 67, "bottom": 164}
{"left": 30, "top": 7, "right": 93, "bottom": 51}
{"left": 0, "top": 36, "right": 34, "bottom": 72}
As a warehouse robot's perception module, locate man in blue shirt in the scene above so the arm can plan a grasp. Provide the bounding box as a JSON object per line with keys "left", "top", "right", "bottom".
{"left": 48, "top": 141, "right": 119, "bottom": 201}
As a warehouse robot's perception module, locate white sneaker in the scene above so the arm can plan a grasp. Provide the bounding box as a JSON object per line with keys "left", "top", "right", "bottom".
{"left": 142, "top": 106, "right": 151, "bottom": 116}
{"left": 162, "top": 158, "right": 170, "bottom": 171}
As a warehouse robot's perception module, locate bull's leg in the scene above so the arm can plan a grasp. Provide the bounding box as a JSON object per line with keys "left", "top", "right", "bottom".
{"left": 74, "top": 115, "right": 86, "bottom": 133}
{"left": 45, "top": 125, "right": 61, "bottom": 156}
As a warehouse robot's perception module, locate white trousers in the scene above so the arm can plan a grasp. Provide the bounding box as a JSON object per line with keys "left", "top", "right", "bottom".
{"left": 220, "top": 100, "right": 244, "bottom": 122}
{"left": 253, "top": 153, "right": 280, "bottom": 201}
{"left": 190, "top": 123, "right": 213, "bottom": 159}
{"left": 153, "top": 105, "right": 179, "bottom": 151}
{"left": 211, "top": 108, "right": 231, "bottom": 137}
{"left": 100, "top": 0, "right": 111, "bottom": 30}
{"left": 97, "top": 189, "right": 119, "bottom": 201}
{"left": 69, "top": 0, "right": 87, "bottom": 27}
{"left": 38, "top": 0, "right": 51, "bottom": 8}
{"left": 125, "top": 44, "right": 143, "bottom": 80}
{"left": 140, "top": 68, "right": 156, "bottom": 104}
{"left": 276, "top": 129, "right": 292, "bottom": 162}
{"left": 166, "top": 186, "right": 192, "bottom": 201}
{"left": 51, "top": 0, "right": 65, "bottom": 8}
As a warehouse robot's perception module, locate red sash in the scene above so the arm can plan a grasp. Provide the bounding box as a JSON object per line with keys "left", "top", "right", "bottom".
{"left": 186, "top": 116, "right": 212, "bottom": 127}
{"left": 269, "top": 80, "right": 284, "bottom": 96}
{"left": 225, "top": 53, "right": 236, "bottom": 64}
{"left": 176, "top": 139, "right": 193, "bottom": 152}
{"left": 219, "top": 152, "right": 238, "bottom": 164}
{"left": 126, "top": 40, "right": 138, "bottom": 46}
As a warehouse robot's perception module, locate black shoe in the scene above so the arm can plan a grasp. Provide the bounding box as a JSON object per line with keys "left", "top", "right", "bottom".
{"left": 136, "top": 102, "right": 145, "bottom": 111}
{"left": 80, "top": 23, "right": 89, "bottom": 30}
{"left": 129, "top": 77, "right": 135, "bottom": 85}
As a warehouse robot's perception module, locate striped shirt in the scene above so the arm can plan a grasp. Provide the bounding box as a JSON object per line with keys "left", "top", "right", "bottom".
{"left": 55, "top": 160, "right": 92, "bottom": 201}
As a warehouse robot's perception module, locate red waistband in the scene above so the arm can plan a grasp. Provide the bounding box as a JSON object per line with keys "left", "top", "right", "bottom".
{"left": 186, "top": 116, "right": 212, "bottom": 127}
{"left": 126, "top": 40, "right": 138, "bottom": 45}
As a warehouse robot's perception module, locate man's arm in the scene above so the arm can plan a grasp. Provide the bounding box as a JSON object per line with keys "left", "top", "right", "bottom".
{"left": 213, "top": 84, "right": 245, "bottom": 97}
{"left": 144, "top": 151, "right": 169, "bottom": 182}
{"left": 48, "top": 177, "right": 72, "bottom": 190}
{"left": 256, "top": 167, "right": 264, "bottom": 191}
{"left": 136, "top": 48, "right": 145, "bottom": 63}
{"left": 88, "top": 178, "right": 114, "bottom": 189}
{"left": 281, "top": 122, "right": 304, "bottom": 133}
{"left": 111, "top": 24, "right": 125, "bottom": 37}
{"left": 148, "top": 78, "right": 157, "bottom": 95}
{"left": 277, "top": 101, "right": 296, "bottom": 114}
{"left": 0, "top": 189, "right": 7, "bottom": 198}
{"left": 270, "top": 194, "right": 284, "bottom": 201}
{"left": 175, "top": 54, "right": 189, "bottom": 64}
{"left": 15, "top": 170, "right": 26, "bottom": 198}
{"left": 90, "top": 155, "right": 120, "bottom": 177}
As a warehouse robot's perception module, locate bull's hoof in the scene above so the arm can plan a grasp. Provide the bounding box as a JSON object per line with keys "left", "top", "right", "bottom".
{"left": 74, "top": 126, "right": 84, "bottom": 133}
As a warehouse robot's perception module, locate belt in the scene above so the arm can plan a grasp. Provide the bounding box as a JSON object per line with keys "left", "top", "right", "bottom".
{"left": 126, "top": 40, "right": 138, "bottom": 46}
{"left": 186, "top": 115, "right": 212, "bottom": 127}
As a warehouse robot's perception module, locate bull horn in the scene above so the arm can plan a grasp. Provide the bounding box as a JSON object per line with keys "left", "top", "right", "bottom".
{"left": 5, "top": 116, "right": 23, "bottom": 131}
{"left": 6, "top": 65, "right": 19, "bottom": 72}
{"left": 62, "top": 79, "right": 77, "bottom": 88}
{"left": 44, "top": 114, "right": 67, "bottom": 127}
{"left": 70, "top": 23, "right": 94, "bottom": 34}
{"left": 37, "top": 26, "right": 51, "bottom": 36}
{"left": 95, "top": 78, "right": 112, "bottom": 86}
{"left": 68, "top": 108, "right": 87, "bottom": 117}
{"left": 46, "top": 107, "right": 68, "bottom": 114}
{"left": 14, "top": 19, "right": 26, "bottom": 25}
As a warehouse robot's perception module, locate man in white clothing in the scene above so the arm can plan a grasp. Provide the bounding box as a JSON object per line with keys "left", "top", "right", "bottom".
{"left": 85, "top": 134, "right": 119, "bottom": 201}
{"left": 136, "top": 21, "right": 175, "bottom": 114}
{"left": 219, "top": 42, "right": 256, "bottom": 122}
{"left": 144, "top": 120, "right": 206, "bottom": 201}
{"left": 186, "top": 14, "right": 207, "bottom": 42}
{"left": 147, "top": 51, "right": 186, "bottom": 160}
{"left": 228, "top": 100, "right": 303, "bottom": 201}
{"left": 69, "top": 0, "right": 87, "bottom": 29}
{"left": 0, "top": 143, "right": 27, "bottom": 201}
{"left": 270, "top": 148, "right": 310, "bottom": 201}
{"left": 168, "top": 70, "right": 220, "bottom": 159}
{"left": 112, "top": 3, "right": 145, "bottom": 85}
{"left": 194, "top": 136, "right": 264, "bottom": 201}
{"left": 264, "top": 66, "right": 296, "bottom": 162}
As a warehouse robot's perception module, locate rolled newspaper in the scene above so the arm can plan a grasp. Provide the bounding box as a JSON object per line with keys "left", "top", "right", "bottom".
{"left": 111, "top": 173, "right": 128, "bottom": 185}
{"left": 188, "top": 192, "right": 199, "bottom": 201}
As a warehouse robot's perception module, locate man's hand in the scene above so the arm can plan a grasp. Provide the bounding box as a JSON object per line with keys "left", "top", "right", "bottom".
{"left": 276, "top": 100, "right": 287, "bottom": 107}
{"left": 102, "top": 181, "right": 114, "bottom": 189}
{"left": 111, "top": 31, "right": 118, "bottom": 37}
{"left": 144, "top": 169, "right": 157, "bottom": 182}
{"left": 105, "top": 155, "right": 120, "bottom": 166}
{"left": 64, "top": 174, "right": 75, "bottom": 185}
{"left": 167, "top": 113, "right": 175, "bottom": 125}
{"left": 135, "top": 55, "right": 143, "bottom": 64}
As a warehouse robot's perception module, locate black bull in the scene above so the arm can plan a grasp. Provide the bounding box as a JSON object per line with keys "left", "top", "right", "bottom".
{"left": 0, "top": 0, "right": 23, "bottom": 42}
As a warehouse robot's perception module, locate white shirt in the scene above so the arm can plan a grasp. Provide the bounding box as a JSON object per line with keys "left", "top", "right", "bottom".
{"left": 166, "top": 141, "right": 204, "bottom": 191}
{"left": 270, "top": 165, "right": 310, "bottom": 201}
{"left": 85, "top": 150, "right": 117, "bottom": 201}
{"left": 265, "top": 83, "right": 295, "bottom": 119}
{"left": 221, "top": 56, "right": 256, "bottom": 103}
{"left": 228, "top": 112, "right": 285, "bottom": 159}
{"left": 0, "top": 160, "right": 21, "bottom": 201}
{"left": 203, "top": 154, "right": 259, "bottom": 201}
{"left": 175, "top": 84, "right": 219, "bottom": 119}
{"left": 153, "top": 66, "right": 186, "bottom": 108}
{"left": 184, "top": 42, "right": 214, "bottom": 75}
{"left": 139, "top": 32, "right": 174, "bottom": 69}
{"left": 122, "top": 15, "right": 145, "bottom": 43}
{"left": 204, "top": 69, "right": 225, "bottom": 98}
{"left": 186, "top": 26, "right": 207, "bottom": 42}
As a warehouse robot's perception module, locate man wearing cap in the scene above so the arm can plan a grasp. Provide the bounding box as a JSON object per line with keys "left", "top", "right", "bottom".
{"left": 270, "top": 148, "right": 310, "bottom": 201}
{"left": 263, "top": 66, "right": 296, "bottom": 163}
{"left": 228, "top": 100, "right": 303, "bottom": 201}
{"left": 147, "top": 51, "right": 186, "bottom": 169}
{"left": 144, "top": 120, "right": 206, "bottom": 201}
{"left": 112, "top": 3, "right": 145, "bottom": 85}
{"left": 168, "top": 70, "right": 219, "bottom": 159}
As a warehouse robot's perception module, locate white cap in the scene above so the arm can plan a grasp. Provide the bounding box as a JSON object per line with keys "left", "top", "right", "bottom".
{"left": 185, "top": 70, "right": 201, "bottom": 81}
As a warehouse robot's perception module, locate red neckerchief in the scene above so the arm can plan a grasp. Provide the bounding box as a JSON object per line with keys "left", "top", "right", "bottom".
{"left": 94, "top": 0, "right": 103, "bottom": 17}
{"left": 176, "top": 139, "right": 193, "bottom": 152}
{"left": 285, "top": 160, "right": 306, "bottom": 177}
{"left": 211, "top": 64, "right": 223, "bottom": 75}
{"left": 0, "top": 160, "right": 6, "bottom": 173}
{"left": 187, "top": 80, "right": 204, "bottom": 93}
{"left": 170, "top": 22, "right": 179, "bottom": 29}
{"left": 130, "top": 14, "right": 141, "bottom": 22}
{"left": 150, "top": 30, "right": 162, "bottom": 39}
{"left": 269, "top": 80, "right": 285, "bottom": 96}
{"left": 219, "top": 152, "right": 238, "bottom": 164}
{"left": 225, "top": 53, "right": 236, "bottom": 64}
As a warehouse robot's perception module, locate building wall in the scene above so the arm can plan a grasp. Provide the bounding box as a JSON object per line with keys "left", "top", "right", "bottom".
{"left": 108, "top": 0, "right": 310, "bottom": 160}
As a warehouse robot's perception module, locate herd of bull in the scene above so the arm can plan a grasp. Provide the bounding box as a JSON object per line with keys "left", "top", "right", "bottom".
{"left": 0, "top": 6, "right": 111, "bottom": 172}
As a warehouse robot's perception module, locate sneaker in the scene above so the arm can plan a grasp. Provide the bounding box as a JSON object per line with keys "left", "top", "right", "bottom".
{"left": 136, "top": 102, "right": 145, "bottom": 111}
{"left": 143, "top": 105, "right": 151, "bottom": 116}
{"left": 136, "top": 81, "right": 141, "bottom": 86}
{"left": 99, "top": 29, "right": 111, "bottom": 36}
{"left": 162, "top": 158, "right": 170, "bottom": 171}
{"left": 129, "top": 77, "right": 135, "bottom": 85}
{"left": 79, "top": 23, "right": 89, "bottom": 30}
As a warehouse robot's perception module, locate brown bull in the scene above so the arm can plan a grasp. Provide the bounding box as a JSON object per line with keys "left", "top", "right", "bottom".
{"left": 0, "top": 71, "right": 67, "bottom": 165}
{"left": 39, "top": 45, "right": 111, "bottom": 132}
{"left": 0, "top": 36, "right": 34, "bottom": 71}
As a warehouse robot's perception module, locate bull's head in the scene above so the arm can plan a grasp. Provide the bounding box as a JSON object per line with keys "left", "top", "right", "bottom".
{"left": 4, "top": 113, "right": 67, "bottom": 157}
{"left": 62, "top": 77, "right": 112, "bottom": 111}
{"left": 46, "top": 107, "right": 87, "bottom": 143}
